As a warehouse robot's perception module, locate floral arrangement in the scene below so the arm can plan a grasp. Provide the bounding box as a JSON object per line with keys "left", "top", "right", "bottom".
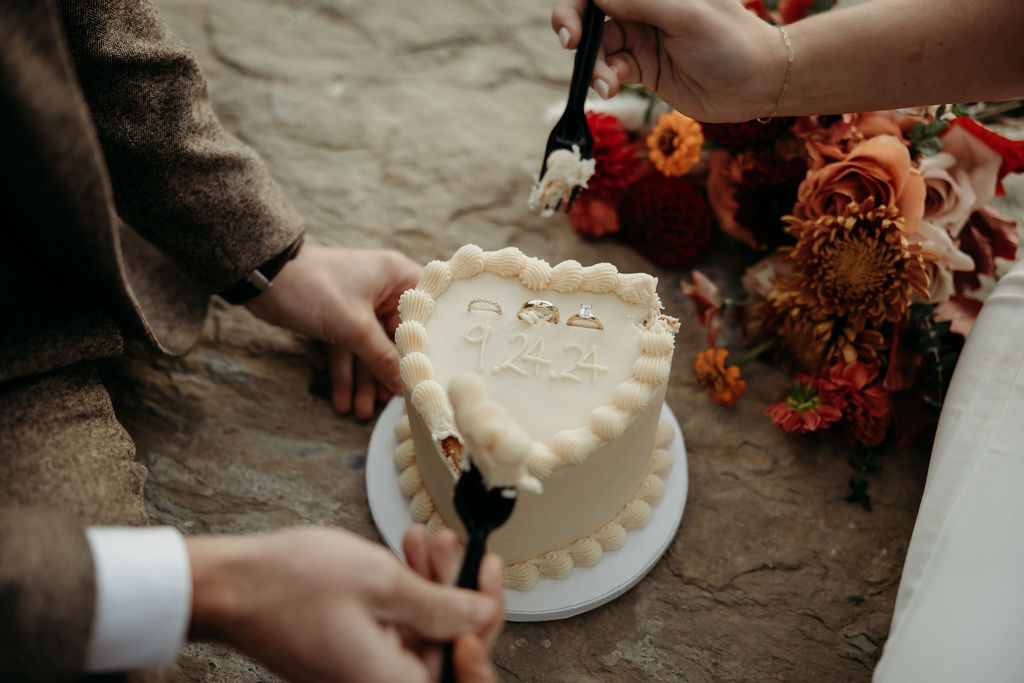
{"left": 555, "top": 3, "right": 1024, "bottom": 505}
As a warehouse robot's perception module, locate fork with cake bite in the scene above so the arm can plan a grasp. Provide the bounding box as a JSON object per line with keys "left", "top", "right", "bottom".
{"left": 535, "top": 0, "right": 606, "bottom": 213}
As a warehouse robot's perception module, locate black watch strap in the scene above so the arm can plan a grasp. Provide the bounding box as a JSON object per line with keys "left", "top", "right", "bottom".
{"left": 219, "top": 235, "right": 304, "bottom": 305}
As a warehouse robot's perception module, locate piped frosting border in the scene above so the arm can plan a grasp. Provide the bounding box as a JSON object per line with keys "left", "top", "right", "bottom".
{"left": 394, "top": 413, "right": 675, "bottom": 590}
{"left": 395, "top": 244, "right": 680, "bottom": 478}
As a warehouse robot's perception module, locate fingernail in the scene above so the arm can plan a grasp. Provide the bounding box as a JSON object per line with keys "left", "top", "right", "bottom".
{"left": 594, "top": 78, "right": 609, "bottom": 99}
{"left": 558, "top": 27, "right": 570, "bottom": 49}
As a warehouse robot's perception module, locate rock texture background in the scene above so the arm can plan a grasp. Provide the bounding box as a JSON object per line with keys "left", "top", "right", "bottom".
{"left": 99, "top": 0, "right": 1024, "bottom": 680}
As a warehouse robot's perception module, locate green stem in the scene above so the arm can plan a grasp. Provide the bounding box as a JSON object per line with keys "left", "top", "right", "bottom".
{"left": 731, "top": 337, "right": 778, "bottom": 367}
{"left": 723, "top": 298, "right": 763, "bottom": 309}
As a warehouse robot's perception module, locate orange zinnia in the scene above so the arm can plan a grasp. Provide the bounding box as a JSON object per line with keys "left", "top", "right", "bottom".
{"left": 647, "top": 111, "right": 704, "bottom": 177}
{"left": 694, "top": 347, "right": 747, "bottom": 407}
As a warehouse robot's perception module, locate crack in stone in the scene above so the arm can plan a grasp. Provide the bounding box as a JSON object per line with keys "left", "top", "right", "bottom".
{"left": 447, "top": 195, "right": 515, "bottom": 225}
{"left": 494, "top": 662, "right": 522, "bottom": 680}
{"left": 203, "top": 12, "right": 280, "bottom": 82}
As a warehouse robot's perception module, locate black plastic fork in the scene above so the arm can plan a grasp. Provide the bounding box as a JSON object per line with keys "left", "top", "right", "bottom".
{"left": 440, "top": 460, "right": 516, "bottom": 683}
{"left": 537, "top": 0, "right": 606, "bottom": 213}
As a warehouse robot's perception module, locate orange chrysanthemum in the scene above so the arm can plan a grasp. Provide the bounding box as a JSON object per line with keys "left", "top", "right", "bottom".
{"left": 647, "top": 111, "right": 704, "bottom": 177}
{"left": 761, "top": 291, "right": 889, "bottom": 374}
{"left": 781, "top": 200, "right": 933, "bottom": 331}
{"left": 694, "top": 347, "right": 747, "bottom": 406}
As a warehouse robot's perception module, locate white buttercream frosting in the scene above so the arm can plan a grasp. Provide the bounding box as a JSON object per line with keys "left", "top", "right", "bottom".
{"left": 393, "top": 418, "right": 675, "bottom": 590}
{"left": 394, "top": 245, "right": 679, "bottom": 590}
{"left": 398, "top": 466, "right": 422, "bottom": 498}
{"left": 397, "top": 290, "right": 434, "bottom": 324}
{"left": 393, "top": 439, "right": 416, "bottom": 470}
{"left": 395, "top": 321, "right": 427, "bottom": 355}
{"left": 399, "top": 352, "right": 433, "bottom": 388}
{"left": 448, "top": 373, "right": 542, "bottom": 494}
{"left": 418, "top": 260, "right": 453, "bottom": 299}
{"left": 528, "top": 146, "right": 596, "bottom": 218}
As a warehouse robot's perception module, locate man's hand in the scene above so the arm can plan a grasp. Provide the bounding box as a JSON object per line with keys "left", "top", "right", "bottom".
{"left": 187, "top": 526, "right": 502, "bottom": 683}
{"left": 245, "top": 245, "right": 422, "bottom": 419}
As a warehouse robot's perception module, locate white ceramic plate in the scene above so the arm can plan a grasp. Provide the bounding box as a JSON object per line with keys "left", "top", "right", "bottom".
{"left": 366, "top": 396, "right": 688, "bottom": 622}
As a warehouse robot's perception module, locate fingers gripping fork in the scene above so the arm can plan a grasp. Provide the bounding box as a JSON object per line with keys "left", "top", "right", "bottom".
{"left": 537, "top": 1, "right": 605, "bottom": 213}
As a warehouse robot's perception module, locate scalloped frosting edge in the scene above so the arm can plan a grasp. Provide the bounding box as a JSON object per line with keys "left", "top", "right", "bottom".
{"left": 393, "top": 412, "right": 675, "bottom": 590}
{"left": 396, "top": 244, "right": 680, "bottom": 477}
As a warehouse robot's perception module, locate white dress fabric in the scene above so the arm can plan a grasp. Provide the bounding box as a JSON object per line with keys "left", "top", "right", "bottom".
{"left": 874, "top": 258, "right": 1024, "bottom": 682}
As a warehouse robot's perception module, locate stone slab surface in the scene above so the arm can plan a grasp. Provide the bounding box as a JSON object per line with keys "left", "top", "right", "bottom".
{"left": 99, "top": 0, "right": 1024, "bottom": 680}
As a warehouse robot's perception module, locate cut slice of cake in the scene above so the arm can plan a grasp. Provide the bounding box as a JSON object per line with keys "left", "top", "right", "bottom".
{"left": 393, "top": 244, "right": 679, "bottom": 590}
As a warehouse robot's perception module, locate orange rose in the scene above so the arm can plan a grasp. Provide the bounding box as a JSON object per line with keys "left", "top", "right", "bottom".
{"left": 706, "top": 150, "right": 755, "bottom": 248}
{"left": 793, "top": 134, "right": 926, "bottom": 234}
{"left": 707, "top": 150, "right": 806, "bottom": 250}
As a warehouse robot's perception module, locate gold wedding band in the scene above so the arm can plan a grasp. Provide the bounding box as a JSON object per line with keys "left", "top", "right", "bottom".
{"left": 517, "top": 299, "right": 560, "bottom": 324}
{"left": 567, "top": 303, "right": 603, "bottom": 330}
{"left": 467, "top": 297, "right": 502, "bottom": 315}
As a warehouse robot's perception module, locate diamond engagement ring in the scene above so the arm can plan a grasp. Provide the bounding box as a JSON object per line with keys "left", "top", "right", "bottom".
{"left": 517, "top": 299, "right": 560, "bottom": 324}
{"left": 467, "top": 297, "right": 502, "bottom": 315}
{"left": 566, "top": 303, "right": 603, "bottom": 330}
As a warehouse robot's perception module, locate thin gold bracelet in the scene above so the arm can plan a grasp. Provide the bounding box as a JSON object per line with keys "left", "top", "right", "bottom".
{"left": 757, "top": 24, "right": 793, "bottom": 124}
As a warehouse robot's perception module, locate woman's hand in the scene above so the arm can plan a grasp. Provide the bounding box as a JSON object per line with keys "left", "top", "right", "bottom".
{"left": 551, "top": 0, "right": 788, "bottom": 122}
{"left": 246, "top": 245, "right": 422, "bottom": 419}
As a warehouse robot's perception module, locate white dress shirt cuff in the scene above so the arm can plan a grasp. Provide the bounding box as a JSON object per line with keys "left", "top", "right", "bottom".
{"left": 84, "top": 526, "right": 192, "bottom": 672}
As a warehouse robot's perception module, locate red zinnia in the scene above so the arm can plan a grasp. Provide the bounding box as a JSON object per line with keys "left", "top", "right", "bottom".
{"left": 582, "top": 111, "right": 638, "bottom": 203}
{"left": 619, "top": 172, "right": 714, "bottom": 269}
{"left": 568, "top": 194, "right": 620, "bottom": 238}
{"left": 743, "top": 0, "right": 773, "bottom": 21}
{"left": 816, "top": 361, "right": 892, "bottom": 447}
{"left": 945, "top": 116, "right": 1024, "bottom": 195}
{"left": 766, "top": 381, "right": 842, "bottom": 434}
{"left": 779, "top": 0, "right": 837, "bottom": 24}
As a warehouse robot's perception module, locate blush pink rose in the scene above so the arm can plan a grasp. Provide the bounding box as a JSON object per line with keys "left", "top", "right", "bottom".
{"left": 794, "top": 134, "right": 926, "bottom": 234}
{"left": 741, "top": 254, "right": 792, "bottom": 300}
{"left": 680, "top": 270, "right": 724, "bottom": 347}
{"left": 918, "top": 151, "right": 979, "bottom": 239}
{"left": 908, "top": 220, "right": 975, "bottom": 302}
{"left": 931, "top": 124, "right": 1003, "bottom": 232}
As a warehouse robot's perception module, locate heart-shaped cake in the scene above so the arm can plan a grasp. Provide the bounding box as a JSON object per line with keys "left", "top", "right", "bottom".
{"left": 393, "top": 244, "right": 679, "bottom": 590}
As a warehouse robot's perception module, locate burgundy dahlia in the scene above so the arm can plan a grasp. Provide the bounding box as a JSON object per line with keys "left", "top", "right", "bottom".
{"left": 619, "top": 172, "right": 714, "bottom": 269}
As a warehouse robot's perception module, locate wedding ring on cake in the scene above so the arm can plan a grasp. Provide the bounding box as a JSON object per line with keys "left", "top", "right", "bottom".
{"left": 467, "top": 297, "right": 502, "bottom": 315}
{"left": 567, "top": 303, "right": 603, "bottom": 330}
{"left": 517, "top": 299, "right": 560, "bottom": 324}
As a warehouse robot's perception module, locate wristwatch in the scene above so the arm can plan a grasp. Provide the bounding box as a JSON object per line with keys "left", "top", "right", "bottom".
{"left": 219, "top": 235, "right": 304, "bottom": 304}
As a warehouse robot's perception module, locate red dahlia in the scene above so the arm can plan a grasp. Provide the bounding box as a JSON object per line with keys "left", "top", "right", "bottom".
{"left": 816, "top": 361, "right": 893, "bottom": 447}
{"left": 701, "top": 118, "right": 794, "bottom": 152}
{"left": 582, "top": 111, "right": 639, "bottom": 203}
{"left": 619, "top": 172, "right": 714, "bottom": 269}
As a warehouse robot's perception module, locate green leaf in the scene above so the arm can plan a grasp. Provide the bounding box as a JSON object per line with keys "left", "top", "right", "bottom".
{"left": 846, "top": 477, "right": 872, "bottom": 511}
{"left": 915, "top": 136, "right": 944, "bottom": 156}
{"left": 809, "top": 0, "right": 836, "bottom": 15}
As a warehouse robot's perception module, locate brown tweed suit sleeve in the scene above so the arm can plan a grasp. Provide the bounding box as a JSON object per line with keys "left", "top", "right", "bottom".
{"left": 54, "top": 0, "right": 306, "bottom": 295}
{"left": 0, "top": 509, "right": 95, "bottom": 681}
